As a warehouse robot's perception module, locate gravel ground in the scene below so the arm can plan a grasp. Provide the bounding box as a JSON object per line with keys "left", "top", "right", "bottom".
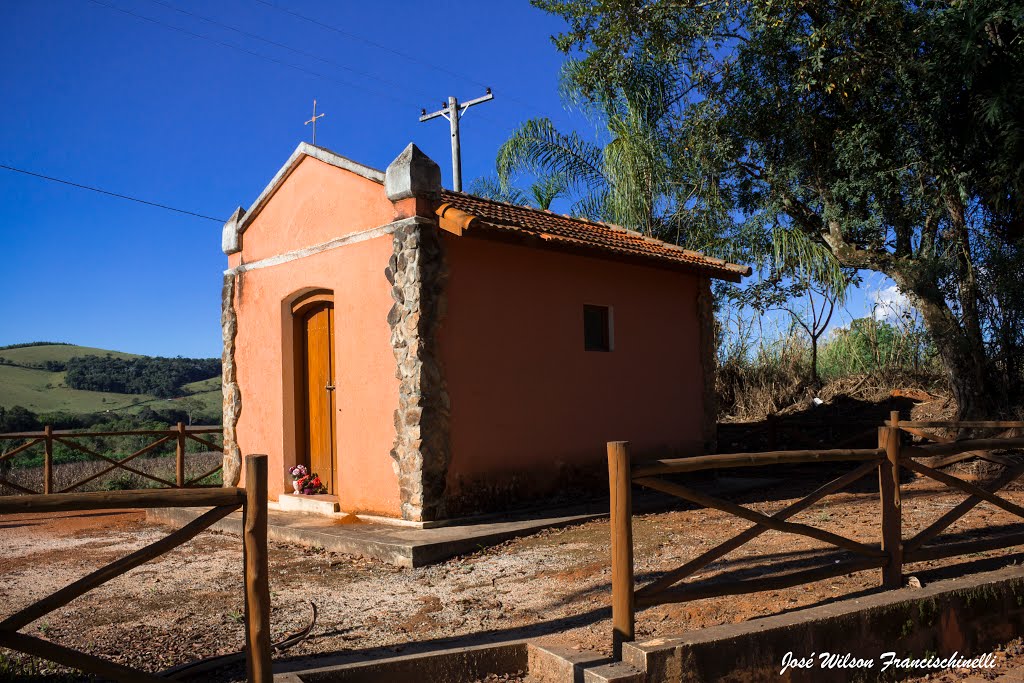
{"left": 2, "top": 470, "right": 1024, "bottom": 681}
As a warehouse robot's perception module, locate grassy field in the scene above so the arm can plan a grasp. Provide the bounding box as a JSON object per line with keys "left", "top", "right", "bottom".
{"left": 174, "top": 376, "right": 222, "bottom": 417}
{"left": 0, "top": 343, "right": 139, "bottom": 364}
{"left": 0, "top": 343, "right": 220, "bottom": 416}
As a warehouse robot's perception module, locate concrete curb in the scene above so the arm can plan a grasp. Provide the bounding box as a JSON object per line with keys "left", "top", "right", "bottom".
{"left": 274, "top": 640, "right": 528, "bottom": 683}
{"left": 271, "top": 564, "right": 1024, "bottom": 682}
{"left": 624, "top": 564, "right": 1024, "bottom": 682}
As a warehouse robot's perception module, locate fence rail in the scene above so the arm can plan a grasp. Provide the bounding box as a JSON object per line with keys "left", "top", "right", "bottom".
{"left": 0, "top": 423, "right": 223, "bottom": 494}
{"left": 608, "top": 412, "right": 1024, "bottom": 656}
{"left": 0, "top": 454, "right": 271, "bottom": 683}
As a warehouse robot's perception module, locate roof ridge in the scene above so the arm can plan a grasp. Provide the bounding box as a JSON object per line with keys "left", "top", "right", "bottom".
{"left": 439, "top": 188, "right": 751, "bottom": 279}
{"left": 441, "top": 189, "right": 650, "bottom": 241}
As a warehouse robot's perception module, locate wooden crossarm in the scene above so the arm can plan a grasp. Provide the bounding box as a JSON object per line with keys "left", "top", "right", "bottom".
{"left": 634, "top": 476, "right": 885, "bottom": 559}
{"left": 930, "top": 450, "right": 1022, "bottom": 469}
{"left": 53, "top": 435, "right": 176, "bottom": 491}
{"left": 0, "top": 475, "right": 37, "bottom": 495}
{"left": 904, "top": 436, "right": 1024, "bottom": 459}
{"left": 902, "top": 458, "right": 1024, "bottom": 521}
{"left": 0, "top": 488, "right": 245, "bottom": 514}
{"left": 0, "top": 504, "right": 240, "bottom": 632}
{"left": 976, "top": 451, "right": 1021, "bottom": 467}
{"left": 0, "top": 438, "right": 42, "bottom": 463}
{"left": 186, "top": 463, "right": 224, "bottom": 487}
{"left": 905, "top": 463, "right": 1024, "bottom": 552}
{"left": 891, "top": 421, "right": 1024, "bottom": 429}
{"left": 898, "top": 426, "right": 953, "bottom": 443}
{"left": 637, "top": 460, "right": 880, "bottom": 598}
{"left": 929, "top": 449, "right": 1021, "bottom": 469}
{"left": 632, "top": 448, "right": 882, "bottom": 477}
{"left": 0, "top": 630, "right": 166, "bottom": 683}
{"left": 185, "top": 433, "right": 223, "bottom": 452}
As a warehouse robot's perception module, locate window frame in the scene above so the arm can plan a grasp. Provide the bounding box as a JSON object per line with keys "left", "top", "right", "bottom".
{"left": 583, "top": 303, "right": 614, "bottom": 352}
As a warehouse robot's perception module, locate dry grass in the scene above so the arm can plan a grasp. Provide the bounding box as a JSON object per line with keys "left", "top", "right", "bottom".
{"left": 717, "top": 355, "right": 951, "bottom": 422}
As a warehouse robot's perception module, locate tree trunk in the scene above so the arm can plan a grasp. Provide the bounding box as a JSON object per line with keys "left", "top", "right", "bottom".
{"left": 810, "top": 335, "right": 821, "bottom": 389}
{"left": 891, "top": 271, "right": 992, "bottom": 419}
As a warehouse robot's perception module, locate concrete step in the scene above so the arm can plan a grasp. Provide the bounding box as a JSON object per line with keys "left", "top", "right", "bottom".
{"left": 528, "top": 643, "right": 644, "bottom": 683}
{"left": 277, "top": 493, "right": 340, "bottom": 514}
{"left": 582, "top": 661, "right": 645, "bottom": 683}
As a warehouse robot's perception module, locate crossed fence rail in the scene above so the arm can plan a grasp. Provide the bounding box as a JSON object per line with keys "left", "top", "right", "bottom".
{"left": 0, "top": 454, "right": 271, "bottom": 683}
{"left": 608, "top": 413, "right": 1024, "bottom": 655}
{"left": 0, "top": 423, "right": 223, "bottom": 494}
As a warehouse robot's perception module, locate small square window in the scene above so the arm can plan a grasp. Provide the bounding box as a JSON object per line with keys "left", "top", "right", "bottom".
{"left": 584, "top": 304, "right": 612, "bottom": 352}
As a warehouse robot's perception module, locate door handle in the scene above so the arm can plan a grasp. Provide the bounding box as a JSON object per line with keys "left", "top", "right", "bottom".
{"left": 325, "top": 384, "right": 335, "bottom": 391}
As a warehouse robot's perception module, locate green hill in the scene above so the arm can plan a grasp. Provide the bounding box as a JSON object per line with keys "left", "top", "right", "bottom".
{"left": 0, "top": 343, "right": 139, "bottom": 366}
{"left": 0, "top": 343, "right": 221, "bottom": 418}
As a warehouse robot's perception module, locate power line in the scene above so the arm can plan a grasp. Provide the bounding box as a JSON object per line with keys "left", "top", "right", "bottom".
{"left": 0, "top": 163, "right": 224, "bottom": 222}
{"left": 88, "top": 0, "right": 414, "bottom": 107}
{"left": 145, "top": 0, "right": 438, "bottom": 102}
{"left": 250, "top": 0, "right": 491, "bottom": 90}
{"left": 249, "top": 0, "right": 538, "bottom": 114}
{"left": 91, "top": 0, "right": 526, "bottom": 134}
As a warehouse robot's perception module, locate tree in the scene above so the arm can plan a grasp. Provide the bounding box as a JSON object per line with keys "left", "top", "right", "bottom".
{"left": 487, "top": 61, "right": 686, "bottom": 237}
{"left": 535, "top": 0, "right": 1024, "bottom": 417}
{"left": 778, "top": 283, "right": 838, "bottom": 388}
{"left": 468, "top": 172, "right": 569, "bottom": 210}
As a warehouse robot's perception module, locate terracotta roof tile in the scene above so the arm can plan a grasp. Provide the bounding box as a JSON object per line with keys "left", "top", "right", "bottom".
{"left": 436, "top": 191, "right": 751, "bottom": 281}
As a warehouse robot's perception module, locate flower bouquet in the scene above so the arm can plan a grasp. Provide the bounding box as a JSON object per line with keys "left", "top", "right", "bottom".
{"left": 288, "top": 464, "right": 327, "bottom": 495}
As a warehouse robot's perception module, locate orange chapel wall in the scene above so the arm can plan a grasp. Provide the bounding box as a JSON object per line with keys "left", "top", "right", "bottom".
{"left": 437, "top": 236, "right": 707, "bottom": 514}
{"left": 228, "top": 156, "right": 401, "bottom": 516}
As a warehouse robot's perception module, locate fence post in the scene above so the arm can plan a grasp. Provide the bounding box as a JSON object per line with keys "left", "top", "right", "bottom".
{"left": 607, "top": 441, "right": 635, "bottom": 658}
{"left": 175, "top": 422, "right": 186, "bottom": 488}
{"left": 878, "top": 424, "right": 903, "bottom": 588}
{"left": 243, "top": 454, "right": 272, "bottom": 683}
{"left": 43, "top": 425, "right": 53, "bottom": 495}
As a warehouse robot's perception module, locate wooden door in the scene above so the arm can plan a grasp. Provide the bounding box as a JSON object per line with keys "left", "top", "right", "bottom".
{"left": 301, "top": 303, "right": 336, "bottom": 494}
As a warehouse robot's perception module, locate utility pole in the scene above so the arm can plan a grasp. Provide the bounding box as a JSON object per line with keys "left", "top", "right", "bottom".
{"left": 419, "top": 88, "right": 493, "bottom": 192}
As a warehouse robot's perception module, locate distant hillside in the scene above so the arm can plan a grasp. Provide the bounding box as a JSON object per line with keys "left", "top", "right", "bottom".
{"left": 0, "top": 343, "right": 138, "bottom": 368}
{"left": 0, "top": 343, "right": 221, "bottom": 419}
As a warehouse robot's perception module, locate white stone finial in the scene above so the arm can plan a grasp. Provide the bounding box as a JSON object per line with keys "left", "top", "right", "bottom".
{"left": 222, "top": 206, "right": 246, "bottom": 255}
{"left": 385, "top": 143, "right": 441, "bottom": 202}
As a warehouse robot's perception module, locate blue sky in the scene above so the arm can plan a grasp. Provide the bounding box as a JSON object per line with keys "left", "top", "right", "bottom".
{"left": 0, "top": 0, "right": 887, "bottom": 358}
{"left": 0, "top": 0, "right": 578, "bottom": 357}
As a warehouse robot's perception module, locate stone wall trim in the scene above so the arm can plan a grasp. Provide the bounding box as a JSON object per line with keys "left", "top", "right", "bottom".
{"left": 387, "top": 218, "right": 451, "bottom": 522}
{"left": 221, "top": 271, "right": 242, "bottom": 486}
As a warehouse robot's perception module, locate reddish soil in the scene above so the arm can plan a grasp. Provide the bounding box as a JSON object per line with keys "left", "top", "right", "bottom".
{"left": 2, "top": 394, "right": 1022, "bottom": 681}
{"left": 2, "top": 470, "right": 1024, "bottom": 681}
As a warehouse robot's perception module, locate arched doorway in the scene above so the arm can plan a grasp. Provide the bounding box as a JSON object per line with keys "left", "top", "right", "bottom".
{"left": 292, "top": 292, "right": 336, "bottom": 494}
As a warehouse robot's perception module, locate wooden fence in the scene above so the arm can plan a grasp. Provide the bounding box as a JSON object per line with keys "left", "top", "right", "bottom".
{"left": 0, "top": 423, "right": 223, "bottom": 494}
{"left": 608, "top": 413, "right": 1024, "bottom": 656}
{"left": 0, "top": 454, "right": 271, "bottom": 683}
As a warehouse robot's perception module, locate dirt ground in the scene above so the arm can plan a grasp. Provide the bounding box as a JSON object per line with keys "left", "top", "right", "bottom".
{"left": 3, "top": 467, "right": 1024, "bottom": 681}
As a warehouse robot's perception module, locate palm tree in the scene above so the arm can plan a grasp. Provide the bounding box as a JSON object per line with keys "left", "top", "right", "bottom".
{"left": 467, "top": 172, "right": 568, "bottom": 211}
{"left": 487, "top": 61, "right": 679, "bottom": 237}
{"left": 480, "top": 59, "right": 846, "bottom": 297}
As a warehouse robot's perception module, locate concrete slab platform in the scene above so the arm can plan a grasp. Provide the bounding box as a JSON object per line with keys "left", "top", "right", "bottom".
{"left": 149, "top": 476, "right": 780, "bottom": 567}
{"left": 147, "top": 505, "right": 603, "bottom": 567}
